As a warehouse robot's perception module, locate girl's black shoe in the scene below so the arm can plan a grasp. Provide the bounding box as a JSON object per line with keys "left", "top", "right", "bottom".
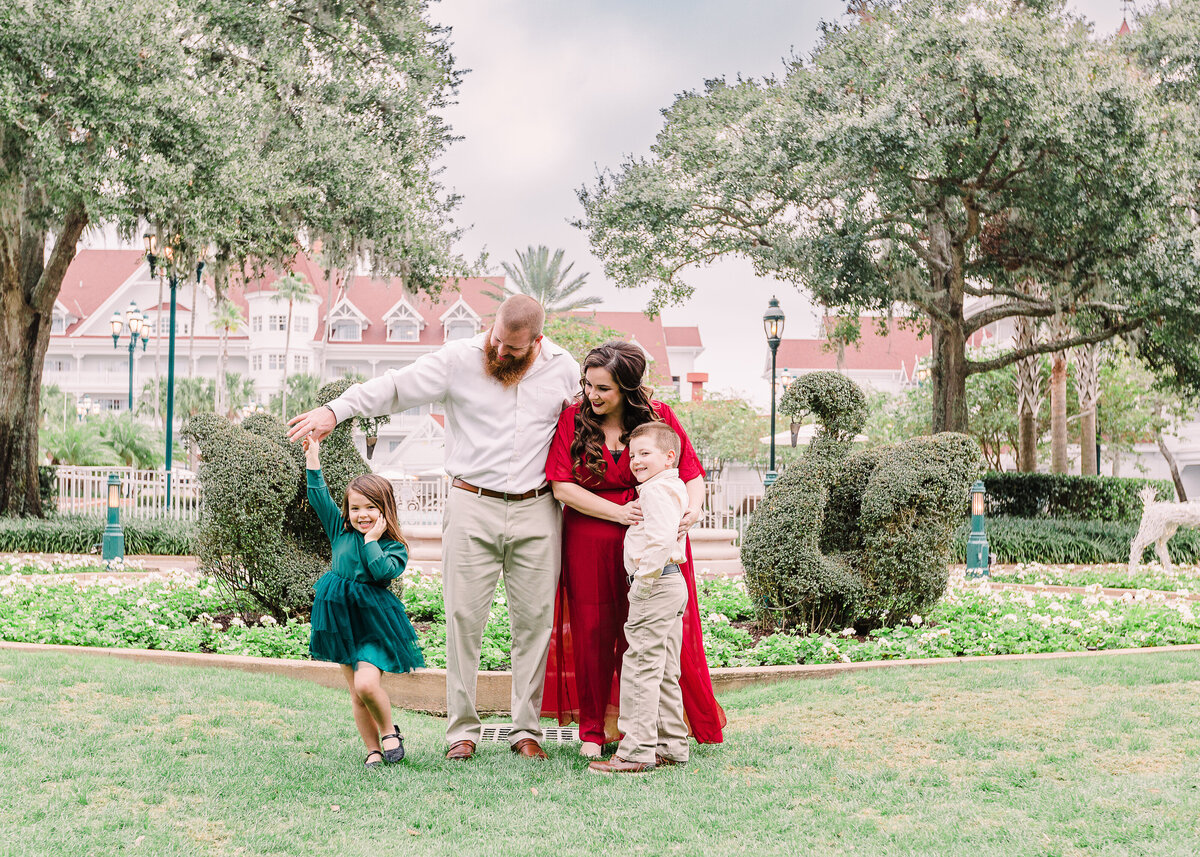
{"left": 364, "top": 749, "right": 384, "bottom": 769}
{"left": 381, "top": 727, "right": 405, "bottom": 763}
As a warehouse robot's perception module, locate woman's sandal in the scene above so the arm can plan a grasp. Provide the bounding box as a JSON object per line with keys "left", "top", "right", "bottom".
{"left": 364, "top": 749, "right": 384, "bottom": 769}
{"left": 381, "top": 727, "right": 406, "bottom": 763}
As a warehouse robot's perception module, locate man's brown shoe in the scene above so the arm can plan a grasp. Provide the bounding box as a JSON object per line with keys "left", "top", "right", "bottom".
{"left": 654, "top": 754, "right": 687, "bottom": 768}
{"left": 588, "top": 756, "right": 656, "bottom": 775}
{"left": 445, "top": 740, "right": 476, "bottom": 761}
{"left": 510, "top": 738, "right": 549, "bottom": 760}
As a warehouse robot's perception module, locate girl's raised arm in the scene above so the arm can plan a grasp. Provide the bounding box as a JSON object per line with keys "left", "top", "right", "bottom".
{"left": 303, "top": 436, "right": 342, "bottom": 541}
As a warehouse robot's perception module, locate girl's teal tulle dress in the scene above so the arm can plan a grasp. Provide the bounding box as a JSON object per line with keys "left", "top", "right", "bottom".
{"left": 306, "top": 469, "right": 424, "bottom": 674}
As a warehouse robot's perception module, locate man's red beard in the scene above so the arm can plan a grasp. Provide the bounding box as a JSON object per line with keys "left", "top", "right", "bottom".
{"left": 483, "top": 338, "right": 536, "bottom": 387}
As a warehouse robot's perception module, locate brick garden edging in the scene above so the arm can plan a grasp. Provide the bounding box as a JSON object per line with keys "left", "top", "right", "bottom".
{"left": 5, "top": 639, "right": 1199, "bottom": 717}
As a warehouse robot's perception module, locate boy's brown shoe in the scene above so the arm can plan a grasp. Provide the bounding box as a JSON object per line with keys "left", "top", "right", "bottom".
{"left": 587, "top": 756, "right": 656, "bottom": 775}
{"left": 654, "top": 754, "right": 687, "bottom": 767}
{"left": 445, "top": 740, "right": 476, "bottom": 761}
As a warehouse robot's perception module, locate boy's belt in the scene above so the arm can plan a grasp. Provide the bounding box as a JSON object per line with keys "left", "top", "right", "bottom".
{"left": 627, "top": 562, "right": 681, "bottom": 586}
{"left": 452, "top": 478, "right": 552, "bottom": 502}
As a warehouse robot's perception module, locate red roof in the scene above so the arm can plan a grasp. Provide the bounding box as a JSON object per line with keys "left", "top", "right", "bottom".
{"left": 56, "top": 250, "right": 146, "bottom": 334}
{"left": 664, "top": 326, "right": 702, "bottom": 348}
{"left": 774, "top": 317, "right": 931, "bottom": 373}
{"left": 567, "top": 310, "right": 676, "bottom": 385}
{"left": 52, "top": 251, "right": 687, "bottom": 383}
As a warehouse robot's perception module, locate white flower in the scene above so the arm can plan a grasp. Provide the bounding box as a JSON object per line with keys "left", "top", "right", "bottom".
{"left": 910, "top": 615, "right": 923, "bottom": 627}
{"left": 706, "top": 612, "right": 731, "bottom": 625}
{"left": 839, "top": 627, "right": 856, "bottom": 637}
{"left": 260, "top": 615, "right": 277, "bottom": 626}
{"left": 230, "top": 617, "right": 246, "bottom": 628}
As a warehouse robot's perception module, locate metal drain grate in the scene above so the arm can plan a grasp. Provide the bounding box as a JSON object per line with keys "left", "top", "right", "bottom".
{"left": 479, "top": 725, "right": 579, "bottom": 743}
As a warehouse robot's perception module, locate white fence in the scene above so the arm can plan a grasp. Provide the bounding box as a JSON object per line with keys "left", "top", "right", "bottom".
{"left": 53, "top": 466, "right": 762, "bottom": 543}
{"left": 54, "top": 466, "right": 202, "bottom": 520}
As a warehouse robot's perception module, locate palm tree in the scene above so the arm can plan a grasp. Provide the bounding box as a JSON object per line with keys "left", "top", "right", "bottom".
{"left": 212, "top": 299, "right": 246, "bottom": 417}
{"left": 223, "top": 371, "right": 257, "bottom": 416}
{"left": 272, "top": 271, "right": 314, "bottom": 420}
{"left": 269, "top": 373, "right": 322, "bottom": 418}
{"left": 98, "top": 414, "right": 162, "bottom": 468}
{"left": 489, "top": 246, "right": 601, "bottom": 314}
{"left": 40, "top": 422, "right": 119, "bottom": 466}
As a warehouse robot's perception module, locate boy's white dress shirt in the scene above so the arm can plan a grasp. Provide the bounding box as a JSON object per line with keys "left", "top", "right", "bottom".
{"left": 623, "top": 467, "right": 688, "bottom": 600}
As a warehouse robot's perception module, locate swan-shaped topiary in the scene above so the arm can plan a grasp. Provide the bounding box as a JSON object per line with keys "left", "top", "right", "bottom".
{"left": 183, "top": 379, "right": 383, "bottom": 619}
{"left": 741, "top": 371, "right": 981, "bottom": 634}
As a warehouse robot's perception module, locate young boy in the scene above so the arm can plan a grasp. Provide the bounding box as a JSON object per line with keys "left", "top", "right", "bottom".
{"left": 589, "top": 421, "right": 691, "bottom": 775}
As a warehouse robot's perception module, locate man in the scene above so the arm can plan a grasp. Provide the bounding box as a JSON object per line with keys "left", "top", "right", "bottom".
{"left": 287, "top": 294, "right": 579, "bottom": 761}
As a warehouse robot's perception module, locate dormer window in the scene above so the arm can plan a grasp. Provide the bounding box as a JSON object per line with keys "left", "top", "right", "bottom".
{"left": 440, "top": 299, "right": 481, "bottom": 343}
{"left": 384, "top": 296, "right": 425, "bottom": 343}
{"left": 388, "top": 319, "right": 420, "bottom": 342}
{"left": 330, "top": 320, "right": 362, "bottom": 341}
{"left": 326, "top": 298, "right": 368, "bottom": 343}
{"left": 50, "top": 314, "right": 67, "bottom": 334}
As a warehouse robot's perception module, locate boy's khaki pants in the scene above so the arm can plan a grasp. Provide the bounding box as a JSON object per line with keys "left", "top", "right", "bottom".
{"left": 615, "top": 573, "right": 690, "bottom": 764}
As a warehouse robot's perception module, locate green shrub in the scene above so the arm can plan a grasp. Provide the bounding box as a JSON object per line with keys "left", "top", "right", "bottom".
{"left": 0, "top": 515, "right": 196, "bottom": 554}
{"left": 953, "top": 515, "right": 1200, "bottom": 565}
{"left": 982, "top": 472, "right": 1175, "bottom": 523}
{"left": 741, "top": 371, "right": 981, "bottom": 635}
{"left": 37, "top": 466, "right": 57, "bottom": 513}
{"left": 183, "top": 380, "right": 374, "bottom": 620}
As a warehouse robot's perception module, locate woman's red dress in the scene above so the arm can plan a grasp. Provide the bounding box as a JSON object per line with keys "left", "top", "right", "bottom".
{"left": 540, "top": 400, "right": 726, "bottom": 745}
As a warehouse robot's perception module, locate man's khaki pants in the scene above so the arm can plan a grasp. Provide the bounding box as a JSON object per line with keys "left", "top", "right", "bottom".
{"left": 615, "top": 573, "right": 690, "bottom": 764}
{"left": 442, "top": 487, "right": 561, "bottom": 746}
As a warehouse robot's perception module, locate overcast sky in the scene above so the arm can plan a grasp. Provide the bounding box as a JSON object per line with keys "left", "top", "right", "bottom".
{"left": 433, "top": 0, "right": 1130, "bottom": 406}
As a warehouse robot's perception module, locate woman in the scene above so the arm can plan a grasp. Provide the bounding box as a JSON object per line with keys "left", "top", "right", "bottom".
{"left": 541, "top": 341, "right": 725, "bottom": 757}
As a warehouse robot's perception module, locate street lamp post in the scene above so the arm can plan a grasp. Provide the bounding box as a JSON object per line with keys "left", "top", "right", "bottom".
{"left": 157, "top": 247, "right": 205, "bottom": 508}
{"left": 110, "top": 302, "right": 148, "bottom": 411}
{"left": 762, "top": 297, "right": 786, "bottom": 488}
{"left": 965, "top": 480, "right": 990, "bottom": 578}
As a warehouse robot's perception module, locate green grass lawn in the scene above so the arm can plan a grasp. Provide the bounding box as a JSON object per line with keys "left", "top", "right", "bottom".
{"left": 2, "top": 650, "right": 1198, "bottom": 856}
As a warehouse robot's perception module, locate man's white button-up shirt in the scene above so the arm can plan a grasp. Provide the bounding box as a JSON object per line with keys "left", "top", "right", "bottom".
{"left": 326, "top": 332, "right": 580, "bottom": 493}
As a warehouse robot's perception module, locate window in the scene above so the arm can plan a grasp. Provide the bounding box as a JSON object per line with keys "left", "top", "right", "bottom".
{"left": 268, "top": 354, "right": 285, "bottom": 370}
{"left": 388, "top": 319, "right": 420, "bottom": 342}
{"left": 294, "top": 316, "right": 310, "bottom": 333}
{"left": 252, "top": 315, "right": 263, "bottom": 333}
{"left": 269, "top": 314, "right": 287, "bottom": 332}
{"left": 51, "top": 315, "right": 67, "bottom": 334}
{"left": 98, "top": 398, "right": 123, "bottom": 411}
{"left": 330, "top": 320, "right": 361, "bottom": 341}
{"left": 45, "top": 358, "right": 68, "bottom": 373}
{"left": 251, "top": 354, "right": 263, "bottom": 371}
{"left": 445, "top": 319, "right": 475, "bottom": 341}
{"left": 293, "top": 354, "right": 309, "bottom": 372}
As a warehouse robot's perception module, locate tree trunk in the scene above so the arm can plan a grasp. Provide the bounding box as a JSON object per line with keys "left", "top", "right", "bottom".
{"left": 1079, "top": 409, "right": 1096, "bottom": 476}
{"left": 1050, "top": 351, "right": 1068, "bottom": 473}
{"left": 1012, "top": 285, "right": 1043, "bottom": 472}
{"left": 282, "top": 299, "right": 293, "bottom": 420}
{"left": 1156, "top": 433, "right": 1187, "bottom": 501}
{"left": 931, "top": 321, "right": 968, "bottom": 434}
{"left": 1018, "top": 408, "right": 1038, "bottom": 472}
{"left": 1074, "top": 343, "right": 1100, "bottom": 477}
{"left": 0, "top": 195, "right": 88, "bottom": 516}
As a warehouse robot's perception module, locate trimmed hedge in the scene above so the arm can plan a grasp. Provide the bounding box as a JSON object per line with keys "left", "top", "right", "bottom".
{"left": 37, "top": 466, "right": 57, "bottom": 511}
{"left": 983, "top": 471, "right": 1175, "bottom": 524}
{"left": 742, "top": 371, "right": 981, "bottom": 634}
{"left": 954, "top": 515, "right": 1200, "bottom": 566}
{"left": 0, "top": 515, "right": 196, "bottom": 555}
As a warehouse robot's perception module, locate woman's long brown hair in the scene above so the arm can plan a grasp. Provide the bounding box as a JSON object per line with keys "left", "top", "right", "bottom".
{"left": 341, "top": 474, "right": 407, "bottom": 546}
{"left": 570, "top": 340, "right": 662, "bottom": 479}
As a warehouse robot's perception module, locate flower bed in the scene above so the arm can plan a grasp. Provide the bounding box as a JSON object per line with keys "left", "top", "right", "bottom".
{"left": 3, "top": 561, "right": 1198, "bottom": 669}
{"left": 0, "top": 555, "right": 142, "bottom": 576}
{"left": 987, "top": 562, "right": 1200, "bottom": 595}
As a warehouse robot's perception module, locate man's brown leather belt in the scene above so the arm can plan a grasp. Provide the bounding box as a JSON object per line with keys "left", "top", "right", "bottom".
{"left": 451, "top": 478, "right": 552, "bottom": 502}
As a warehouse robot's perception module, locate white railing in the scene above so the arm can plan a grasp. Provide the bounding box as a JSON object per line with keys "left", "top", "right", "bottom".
{"left": 391, "top": 478, "right": 449, "bottom": 527}
{"left": 54, "top": 466, "right": 202, "bottom": 521}
{"left": 702, "top": 481, "right": 763, "bottom": 544}
{"left": 52, "top": 467, "right": 760, "bottom": 543}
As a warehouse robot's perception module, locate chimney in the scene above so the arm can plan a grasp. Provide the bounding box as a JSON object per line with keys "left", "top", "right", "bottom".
{"left": 686, "top": 372, "right": 708, "bottom": 402}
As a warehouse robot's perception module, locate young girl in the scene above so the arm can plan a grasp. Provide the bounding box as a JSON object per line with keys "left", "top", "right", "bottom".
{"left": 303, "top": 434, "right": 425, "bottom": 768}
